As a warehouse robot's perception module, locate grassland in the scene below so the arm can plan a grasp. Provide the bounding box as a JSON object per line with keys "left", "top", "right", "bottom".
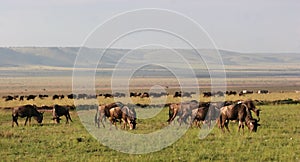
{"left": 0, "top": 75, "right": 299, "bottom": 161}
{"left": 0, "top": 104, "right": 299, "bottom": 161}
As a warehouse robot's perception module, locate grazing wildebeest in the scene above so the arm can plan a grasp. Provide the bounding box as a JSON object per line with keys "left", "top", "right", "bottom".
{"left": 203, "top": 92, "right": 212, "bottom": 97}
{"left": 141, "top": 92, "right": 149, "bottom": 98}
{"left": 52, "top": 95, "right": 59, "bottom": 100}
{"left": 173, "top": 91, "right": 182, "bottom": 97}
{"left": 167, "top": 100, "right": 199, "bottom": 125}
{"left": 52, "top": 105, "right": 73, "bottom": 124}
{"left": 12, "top": 105, "right": 44, "bottom": 127}
{"left": 104, "top": 93, "right": 113, "bottom": 98}
{"left": 77, "top": 93, "right": 88, "bottom": 99}
{"left": 258, "top": 90, "right": 269, "bottom": 94}
{"left": 59, "top": 95, "right": 64, "bottom": 99}
{"left": 190, "top": 105, "right": 219, "bottom": 128}
{"left": 67, "top": 93, "right": 76, "bottom": 99}
{"left": 27, "top": 95, "right": 37, "bottom": 100}
{"left": 130, "top": 92, "right": 141, "bottom": 97}
{"left": 4, "top": 95, "right": 14, "bottom": 101}
{"left": 106, "top": 105, "right": 136, "bottom": 130}
{"left": 239, "top": 90, "right": 253, "bottom": 96}
{"left": 19, "top": 96, "right": 24, "bottom": 101}
{"left": 95, "top": 105, "right": 106, "bottom": 128}
{"left": 219, "top": 100, "right": 260, "bottom": 133}
{"left": 182, "top": 92, "right": 192, "bottom": 98}
{"left": 103, "top": 102, "right": 124, "bottom": 117}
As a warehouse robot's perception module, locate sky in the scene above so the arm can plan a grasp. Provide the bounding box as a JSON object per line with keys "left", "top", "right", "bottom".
{"left": 0, "top": 0, "right": 300, "bottom": 52}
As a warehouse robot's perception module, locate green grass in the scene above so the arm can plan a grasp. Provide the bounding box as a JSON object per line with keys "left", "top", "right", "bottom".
{"left": 0, "top": 104, "right": 299, "bottom": 161}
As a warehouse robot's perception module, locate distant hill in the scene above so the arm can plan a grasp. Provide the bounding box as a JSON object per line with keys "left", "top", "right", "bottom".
{"left": 1, "top": 47, "right": 299, "bottom": 69}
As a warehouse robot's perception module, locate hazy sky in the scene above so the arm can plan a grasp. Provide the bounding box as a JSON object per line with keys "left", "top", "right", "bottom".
{"left": 1, "top": 0, "right": 300, "bottom": 52}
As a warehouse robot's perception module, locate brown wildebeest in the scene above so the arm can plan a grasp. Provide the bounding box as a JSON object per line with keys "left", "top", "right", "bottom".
{"left": 190, "top": 105, "right": 219, "bottom": 128}
{"left": 103, "top": 102, "right": 124, "bottom": 118}
{"left": 167, "top": 100, "right": 199, "bottom": 125}
{"left": 95, "top": 105, "right": 106, "bottom": 128}
{"left": 219, "top": 100, "right": 260, "bottom": 133}
{"left": 106, "top": 105, "right": 136, "bottom": 130}
{"left": 52, "top": 105, "right": 73, "bottom": 124}
{"left": 12, "top": 105, "right": 44, "bottom": 127}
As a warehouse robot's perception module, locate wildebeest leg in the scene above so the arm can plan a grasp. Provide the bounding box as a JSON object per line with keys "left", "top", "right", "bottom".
{"left": 95, "top": 112, "right": 99, "bottom": 127}
{"left": 168, "top": 112, "right": 178, "bottom": 124}
{"left": 28, "top": 117, "right": 31, "bottom": 126}
{"left": 238, "top": 121, "right": 245, "bottom": 133}
{"left": 12, "top": 115, "right": 18, "bottom": 127}
{"left": 65, "top": 115, "right": 69, "bottom": 124}
{"left": 67, "top": 112, "right": 72, "bottom": 122}
{"left": 224, "top": 120, "right": 230, "bottom": 133}
{"left": 25, "top": 117, "right": 29, "bottom": 126}
{"left": 101, "top": 116, "right": 106, "bottom": 128}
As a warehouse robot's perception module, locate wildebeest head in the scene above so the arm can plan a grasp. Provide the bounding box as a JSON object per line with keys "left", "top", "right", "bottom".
{"left": 247, "top": 118, "right": 261, "bottom": 132}
{"left": 122, "top": 106, "right": 137, "bottom": 130}
{"left": 34, "top": 111, "right": 44, "bottom": 124}
{"left": 130, "top": 118, "right": 137, "bottom": 130}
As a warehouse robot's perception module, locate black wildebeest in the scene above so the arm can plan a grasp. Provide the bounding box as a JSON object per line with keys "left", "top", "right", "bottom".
{"left": 52, "top": 105, "right": 73, "bottom": 124}
{"left": 19, "top": 96, "right": 24, "bottom": 101}
{"left": 173, "top": 91, "right": 182, "bottom": 97}
{"left": 141, "top": 92, "right": 150, "bottom": 98}
{"left": 219, "top": 100, "right": 260, "bottom": 133}
{"left": 239, "top": 90, "right": 254, "bottom": 96}
{"left": 27, "top": 95, "right": 37, "bottom": 100}
{"left": 12, "top": 105, "right": 44, "bottom": 127}
{"left": 52, "top": 94, "right": 59, "bottom": 100}
{"left": 67, "top": 93, "right": 76, "bottom": 99}
{"left": 258, "top": 90, "right": 269, "bottom": 94}
{"left": 4, "top": 95, "right": 14, "bottom": 101}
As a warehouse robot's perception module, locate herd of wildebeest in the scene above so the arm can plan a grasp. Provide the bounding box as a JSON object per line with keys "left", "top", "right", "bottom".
{"left": 5, "top": 89, "right": 263, "bottom": 133}
{"left": 2, "top": 89, "right": 269, "bottom": 101}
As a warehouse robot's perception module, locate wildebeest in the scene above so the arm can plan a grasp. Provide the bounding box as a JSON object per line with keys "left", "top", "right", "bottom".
{"left": 173, "top": 91, "right": 182, "bottom": 97}
{"left": 190, "top": 105, "right": 219, "bottom": 128}
{"left": 103, "top": 93, "right": 113, "bottom": 98}
{"left": 77, "top": 93, "right": 88, "bottom": 99}
{"left": 19, "top": 96, "right": 24, "bottom": 101}
{"left": 258, "top": 90, "right": 269, "bottom": 94}
{"left": 27, "top": 95, "right": 37, "bottom": 100}
{"left": 67, "top": 93, "right": 76, "bottom": 99}
{"left": 182, "top": 92, "right": 192, "bottom": 98}
{"left": 219, "top": 100, "right": 260, "bottom": 133}
{"left": 38, "top": 94, "right": 48, "bottom": 99}
{"left": 52, "top": 105, "right": 73, "bottom": 124}
{"left": 203, "top": 92, "right": 212, "bottom": 97}
{"left": 12, "top": 104, "right": 44, "bottom": 127}
{"left": 130, "top": 92, "right": 141, "bottom": 97}
{"left": 52, "top": 94, "right": 59, "bottom": 100}
{"left": 4, "top": 95, "right": 14, "bottom": 101}
{"left": 167, "top": 100, "right": 199, "bottom": 125}
{"left": 226, "top": 91, "right": 237, "bottom": 95}
{"left": 141, "top": 92, "right": 149, "bottom": 98}
{"left": 113, "top": 92, "right": 126, "bottom": 98}
{"left": 105, "top": 104, "right": 136, "bottom": 130}
{"left": 95, "top": 105, "right": 106, "bottom": 128}
{"left": 239, "top": 90, "right": 253, "bottom": 96}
